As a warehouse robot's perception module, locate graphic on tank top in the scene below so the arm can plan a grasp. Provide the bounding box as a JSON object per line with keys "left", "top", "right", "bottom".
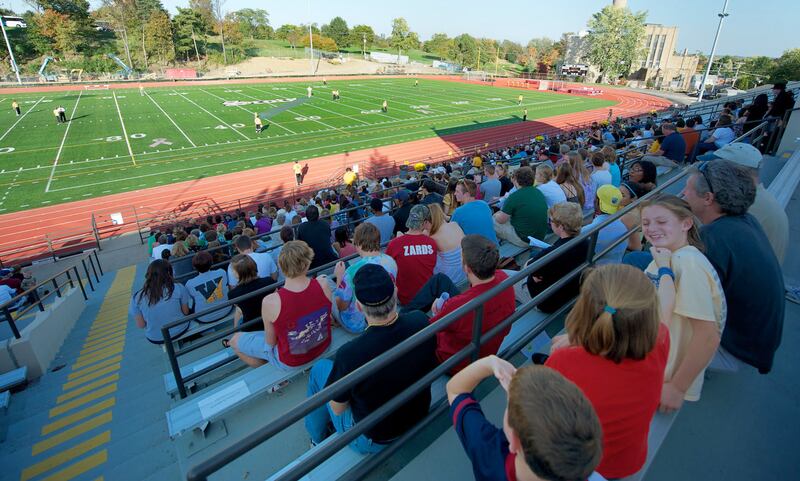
{"left": 287, "top": 307, "right": 330, "bottom": 355}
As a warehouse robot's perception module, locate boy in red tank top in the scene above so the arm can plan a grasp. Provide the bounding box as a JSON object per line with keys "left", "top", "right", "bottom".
{"left": 230, "top": 241, "right": 334, "bottom": 369}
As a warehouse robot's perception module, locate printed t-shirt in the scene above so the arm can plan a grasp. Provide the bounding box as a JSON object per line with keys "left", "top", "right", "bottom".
{"left": 386, "top": 234, "right": 438, "bottom": 305}
{"left": 334, "top": 254, "right": 398, "bottom": 332}
{"left": 185, "top": 269, "right": 231, "bottom": 322}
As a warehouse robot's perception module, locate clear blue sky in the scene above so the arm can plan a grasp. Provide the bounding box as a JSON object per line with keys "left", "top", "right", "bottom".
{"left": 4, "top": 0, "right": 796, "bottom": 57}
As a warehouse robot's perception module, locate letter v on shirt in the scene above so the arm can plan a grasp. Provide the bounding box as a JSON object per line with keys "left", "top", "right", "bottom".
{"left": 403, "top": 244, "right": 434, "bottom": 256}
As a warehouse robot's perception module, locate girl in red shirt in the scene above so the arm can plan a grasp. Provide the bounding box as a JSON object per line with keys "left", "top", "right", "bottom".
{"left": 545, "top": 264, "right": 670, "bottom": 479}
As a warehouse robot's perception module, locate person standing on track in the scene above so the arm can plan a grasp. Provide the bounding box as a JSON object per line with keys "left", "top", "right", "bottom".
{"left": 254, "top": 113, "right": 263, "bottom": 134}
{"left": 523, "top": 108, "right": 528, "bottom": 121}
{"left": 307, "top": 85, "right": 313, "bottom": 98}
{"left": 58, "top": 106, "right": 66, "bottom": 123}
{"left": 382, "top": 100, "right": 388, "bottom": 113}
{"left": 294, "top": 160, "right": 303, "bottom": 186}
{"left": 11, "top": 100, "right": 20, "bottom": 116}
{"left": 518, "top": 94, "right": 523, "bottom": 105}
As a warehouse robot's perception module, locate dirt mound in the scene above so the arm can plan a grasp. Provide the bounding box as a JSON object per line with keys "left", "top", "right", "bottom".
{"left": 204, "top": 57, "right": 442, "bottom": 78}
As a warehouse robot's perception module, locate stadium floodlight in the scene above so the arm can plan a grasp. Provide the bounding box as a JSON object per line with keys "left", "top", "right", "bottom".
{"left": 697, "top": 0, "right": 730, "bottom": 102}
{"left": 0, "top": 16, "right": 21, "bottom": 84}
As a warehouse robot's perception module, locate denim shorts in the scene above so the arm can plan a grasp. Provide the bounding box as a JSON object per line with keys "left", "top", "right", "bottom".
{"left": 235, "top": 331, "right": 292, "bottom": 370}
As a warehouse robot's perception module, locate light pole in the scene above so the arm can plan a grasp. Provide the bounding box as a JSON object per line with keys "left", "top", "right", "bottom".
{"left": 697, "top": 0, "right": 730, "bottom": 102}
{"left": 307, "top": 0, "right": 314, "bottom": 76}
{"left": 0, "top": 16, "right": 21, "bottom": 84}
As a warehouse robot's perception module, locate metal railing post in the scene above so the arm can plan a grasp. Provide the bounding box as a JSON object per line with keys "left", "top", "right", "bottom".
{"left": 91, "top": 213, "right": 102, "bottom": 251}
{"left": 51, "top": 278, "right": 61, "bottom": 298}
{"left": 74, "top": 266, "right": 87, "bottom": 300}
{"left": 81, "top": 258, "right": 95, "bottom": 291}
{"left": 3, "top": 307, "right": 20, "bottom": 339}
{"left": 92, "top": 250, "right": 103, "bottom": 277}
{"left": 32, "top": 289, "right": 44, "bottom": 312}
{"left": 133, "top": 206, "right": 145, "bottom": 245}
{"left": 65, "top": 269, "right": 74, "bottom": 289}
{"left": 162, "top": 328, "right": 187, "bottom": 399}
{"left": 470, "top": 305, "right": 485, "bottom": 363}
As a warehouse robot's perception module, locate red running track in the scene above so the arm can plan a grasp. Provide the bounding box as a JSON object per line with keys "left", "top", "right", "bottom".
{"left": 0, "top": 77, "right": 670, "bottom": 262}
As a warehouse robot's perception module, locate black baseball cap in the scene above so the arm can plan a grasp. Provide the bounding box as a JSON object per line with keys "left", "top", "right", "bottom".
{"left": 354, "top": 264, "right": 394, "bottom": 307}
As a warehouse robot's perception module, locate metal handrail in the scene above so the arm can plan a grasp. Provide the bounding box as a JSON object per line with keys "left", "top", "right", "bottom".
{"left": 185, "top": 119, "right": 769, "bottom": 481}
{"left": 1, "top": 250, "right": 102, "bottom": 339}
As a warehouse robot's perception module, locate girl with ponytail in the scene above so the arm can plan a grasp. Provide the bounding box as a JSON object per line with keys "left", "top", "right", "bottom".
{"left": 544, "top": 264, "right": 670, "bottom": 479}
{"left": 640, "top": 194, "right": 726, "bottom": 413}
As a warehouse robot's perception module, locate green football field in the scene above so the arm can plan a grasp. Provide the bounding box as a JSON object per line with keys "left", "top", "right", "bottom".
{"left": 0, "top": 78, "right": 613, "bottom": 213}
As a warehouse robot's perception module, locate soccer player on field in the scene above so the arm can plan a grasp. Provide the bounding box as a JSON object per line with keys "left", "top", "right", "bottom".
{"left": 307, "top": 86, "right": 313, "bottom": 98}
{"left": 415, "top": 79, "right": 419, "bottom": 87}
{"left": 53, "top": 108, "right": 61, "bottom": 124}
{"left": 323, "top": 77, "right": 327, "bottom": 86}
{"left": 58, "top": 106, "right": 66, "bottom": 123}
{"left": 11, "top": 100, "right": 20, "bottom": 116}
{"left": 254, "top": 113, "right": 263, "bottom": 134}
{"left": 517, "top": 94, "right": 523, "bottom": 105}
{"left": 523, "top": 108, "right": 528, "bottom": 121}
{"left": 139, "top": 84, "right": 144, "bottom": 96}
{"left": 382, "top": 100, "right": 388, "bottom": 113}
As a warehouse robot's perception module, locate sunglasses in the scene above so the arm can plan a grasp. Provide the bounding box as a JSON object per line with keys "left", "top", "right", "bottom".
{"left": 697, "top": 161, "right": 715, "bottom": 196}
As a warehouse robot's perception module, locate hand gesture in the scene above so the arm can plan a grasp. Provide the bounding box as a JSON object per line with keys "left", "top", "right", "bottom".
{"left": 488, "top": 356, "right": 517, "bottom": 392}
{"left": 650, "top": 246, "right": 673, "bottom": 269}
{"left": 333, "top": 261, "right": 346, "bottom": 283}
{"left": 550, "top": 334, "right": 571, "bottom": 351}
{"left": 659, "top": 382, "right": 685, "bottom": 413}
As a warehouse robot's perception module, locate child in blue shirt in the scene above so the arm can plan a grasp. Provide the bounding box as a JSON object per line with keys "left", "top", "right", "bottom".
{"left": 447, "top": 356, "right": 605, "bottom": 481}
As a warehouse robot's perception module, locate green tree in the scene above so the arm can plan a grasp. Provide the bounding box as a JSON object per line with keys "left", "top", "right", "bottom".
{"left": 389, "top": 17, "right": 419, "bottom": 58}
{"left": 144, "top": 9, "right": 174, "bottom": 63}
{"left": 188, "top": 0, "right": 215, "bottom": 31}
{"left": 173, "top": 7, "right": 207, "bottom": 61}
{"left": 770, "top": 48, "right": 800, "bottom": 83}
{"left": 321, "top": 16, "right": 348, "bottom": 49}
{"left": 275, "top": 24, "right": 298, "bottom": 39}
{"left": 302, "top": 33, "right": 337, "bottom": 52}
{"left": 283, "top": 25, "right": 304, "bottom": 49}
{"left": 231, "top": 8, "right": 270, "bottom": 39}
{"left": 448, "top": 34, "right": 477, "bottom": 66}
{"left": 423, "top": 33, "right": 452, "bottom": 60}
{"left": 501, "top": 40, "right": 524, "bottom": 64}
{"left": 585, "top": 5, "right": 647, "bottom": 81}
{"left": 348, "top": 24, "right": 375, "bottom": 52}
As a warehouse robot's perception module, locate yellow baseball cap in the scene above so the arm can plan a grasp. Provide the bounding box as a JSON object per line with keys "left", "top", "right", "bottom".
{"left": 597, "top": 184, "right": 623, "bottom": 214}
{"left": 472, "top": 156, "right": 483, "bottom": 167}
{"left": 414, "top": 162, "right": 426, "bottom": 171}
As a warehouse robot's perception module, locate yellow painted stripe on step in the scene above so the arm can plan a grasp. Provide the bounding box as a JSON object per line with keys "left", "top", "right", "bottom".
{"left": 58, "top": 374, "right": 119, "bottom": 403}
{"left": 86, "top": 324, "right": 126, "bottom": 340}
{"left": 41, "top": 398, "right": 116, "bottom": 436}
{"left": 88, "top": 317, "right": 125, "bottom": 330}
{"left": 62, "top": 365, "right": 120, "bottom": 392}
{"left": 67, "top": 356, "right": 122, "bottom": 381}
{"left": 80, "top": 336, "right": 126, "bottom": 356}
{"left": 82, "top": 331, "right": 126, "bottom": 350}
{"left": 21, "top": 431, "right": 110, "bottom": 480}
{"left": 38, "top": 449, "right": 107, "bottom": 481}
{"left": 72, "top": 343, "right": 125, "bottom": 369}
{"left": 49, "top": 384, "right": 116, "bottom": 418}
{"left": 33, "top": 411, "right": 112, "bottom": 456}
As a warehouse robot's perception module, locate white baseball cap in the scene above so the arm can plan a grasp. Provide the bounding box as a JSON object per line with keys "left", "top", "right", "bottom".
{"left": 697, "top": 142, "right": 762, "bottom": 168}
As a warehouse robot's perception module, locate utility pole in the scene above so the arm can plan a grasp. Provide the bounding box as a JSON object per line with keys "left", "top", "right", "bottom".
{"left": 0, "top": 17, "right": 21, "bottom": 84}
{"left": 362, "top": 33, "right": 366, "bottom": 59}
{"left": 697, "top": 0, "right": 730, "bottom": 102}
{"left": 495, "top": 45, "right": 500, "bottom": 77}
{"left": 191, "top": 26, "right": 200, "bottom": 63}
{"left": 307, "top": 0, "right": 314, "bottom": 76}
{"left": 476, "top": 44, "right": 481, "bottom": 71}
{"left": 731, "top": 62, "right": 743, "bottom": 88}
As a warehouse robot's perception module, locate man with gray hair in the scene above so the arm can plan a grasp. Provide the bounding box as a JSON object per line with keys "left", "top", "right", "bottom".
{"left": 682, "top": 159, "right": 784, "bottom": 375}
{"left": 304, "top": 263, "right": 437, "bottom": 452}
{"left": 697, "top": 142, "right": 788, "bottom": 263}
{"left": 386, "top": 204, "right": 438, "bottom": 305}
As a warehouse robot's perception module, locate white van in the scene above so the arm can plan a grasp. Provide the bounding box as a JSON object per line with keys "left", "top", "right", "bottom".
{"left": 3, "top": 17, "right": 27, "bottom": 28}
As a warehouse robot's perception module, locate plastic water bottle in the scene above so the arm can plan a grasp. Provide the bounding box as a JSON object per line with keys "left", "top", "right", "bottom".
{"left": 434, "top": 292, "right": 450, "bottom": 312}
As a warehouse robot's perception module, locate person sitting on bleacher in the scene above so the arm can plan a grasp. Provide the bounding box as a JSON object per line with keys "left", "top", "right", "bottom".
{"left": 447, "top": 356, "right": 603, "bottom": 481}
{"left": 535, "top": 164, "right": 567, "bottom": 209}
{"left": 428, "top": 204, "right": 467, "bottom": 286}
{"left": 639, "top": 194, "right": 725, "bottom": 412}
{"left": 331, "top": 223, "right": 398, "bottom": 333}
{"left": 227, "top": 235, "right": 278, "bottom": 288}
{"left": 184, "top": 251, "right": 232, "bottom": 324}
{"left": 525, "top": 203, "right": 590, "bottom": 313}
{"left": 151, "top": 234, "right": 172, "bottom": 260}
{"left": 451, "top": 179, "right": 498, "bottom": 246}
{"left": 697, "top": 115, "right": 735, "bottom": 154}
{"left": 583, "top": 185, "right": 628, "bottom": 265}
{"left": 428, "top": 235, "right": 514, "bottom": 374}
{"left": 230, "top": 241, "right": 333, "bottom": 369}
{"left": 545, "top": 264, "right": 669, "bottom": 479}
{"left": 305, "top": 263, "right": 437, "bottom": 453}
{"left": 298, "top": 205, "right": 339, "bottom": 270}
{"left": 682, "top": 160, "right": 784, "bottom": 376}
{"left": 129, "top": 259, "right": 191, "bottom": 344}
{"left": 225, "top": 255, "right": 276, "bottom": 341}
{"left": 386, "top": 205, "right": 439, "bottom": 306}
{"left": 641, "top": 122, "right": 684, "bottom": 170}
{"left": 493, "top": 167, "right": 548, "bottom": 248}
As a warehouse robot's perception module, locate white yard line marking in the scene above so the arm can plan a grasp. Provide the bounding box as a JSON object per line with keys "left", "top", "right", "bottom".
{"left": 45, "top": 92, "right": 82, "bottom": 192}
{"left": 113, "top": 91, "right": 136, "bottom": 166}
{"left": 145, "top": 91, "right": 197, "bottom": 147}
{"left": 175, "top": 90, "right": 251, "bottom": 140}
{"left": 0, "top": 97, "right": 44, "bottom": 142}
{"left": 199, "top": 88, "right": 297, "bottom": 135}
{"left": 246, "top": 86, "right": 370, "bottom": 126}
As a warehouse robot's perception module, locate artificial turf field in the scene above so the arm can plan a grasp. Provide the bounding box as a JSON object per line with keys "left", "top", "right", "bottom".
{"left": 0, "top": 78, "right": 613, "bottom": 213}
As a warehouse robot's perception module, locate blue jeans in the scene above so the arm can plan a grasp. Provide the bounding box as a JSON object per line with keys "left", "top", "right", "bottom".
{"left": 304, "top": 359, "right": 386, "bottom": 454}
